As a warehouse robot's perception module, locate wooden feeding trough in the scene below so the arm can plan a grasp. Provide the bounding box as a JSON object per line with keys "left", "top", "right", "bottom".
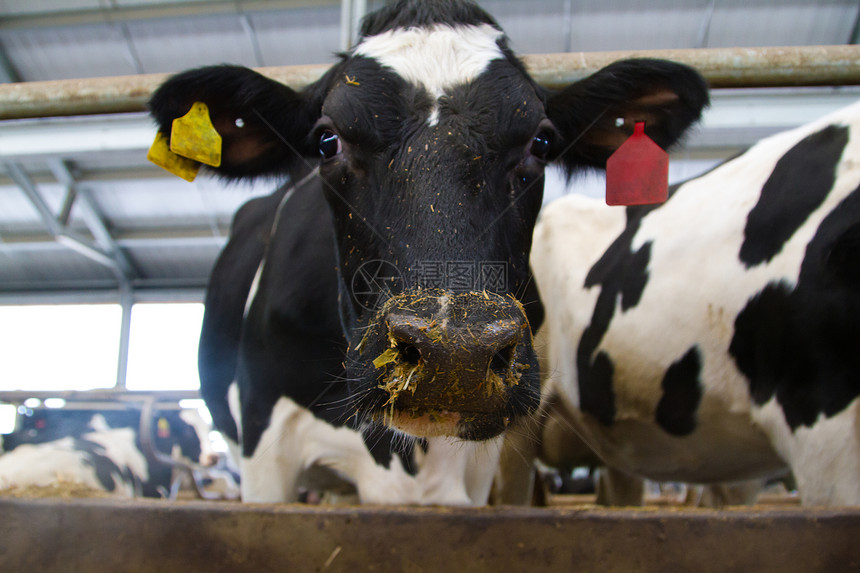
{"left": 1, "top": 497, "right": 859, "bottom": 572}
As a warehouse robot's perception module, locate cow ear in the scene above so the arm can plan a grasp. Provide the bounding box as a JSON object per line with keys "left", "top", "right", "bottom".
{"left": 546, "top": 58, "right": 709, "bottom": 175}
{"left": 149, "top": 65, "right": 321, "bottom": 179}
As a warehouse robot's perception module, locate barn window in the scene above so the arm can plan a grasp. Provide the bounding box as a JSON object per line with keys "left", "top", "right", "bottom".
{"left": 0, "top": 304, "right": 122, "bottom": 391}
{"left": 125, "top": 303, "right": 203, "bottom": 391}
{"left": 0, "top": 403, "right": 16, "bottom": 434}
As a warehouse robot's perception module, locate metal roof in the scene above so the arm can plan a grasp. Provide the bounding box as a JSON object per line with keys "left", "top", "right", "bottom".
{"left": 1, "top": 0, "right": 859, "bottom": 302}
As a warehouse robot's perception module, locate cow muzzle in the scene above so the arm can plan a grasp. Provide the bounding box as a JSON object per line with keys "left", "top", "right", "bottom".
{"left": 351, "top": 289, "right": 538, "bottom": 440}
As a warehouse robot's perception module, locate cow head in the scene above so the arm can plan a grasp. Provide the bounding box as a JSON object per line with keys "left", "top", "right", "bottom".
{"left": 150, "top": 0, "right": 708, "bottom": 441}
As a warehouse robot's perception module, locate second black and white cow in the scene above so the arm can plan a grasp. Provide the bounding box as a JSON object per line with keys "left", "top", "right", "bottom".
{"left": 150, "top": 0, "right": 708, "bottom": 503}
{"left": 517, "top": 100, "right": 860, "bottom": 506}
{"left": 0, "top": 408, "right": 206, "bottom": 497}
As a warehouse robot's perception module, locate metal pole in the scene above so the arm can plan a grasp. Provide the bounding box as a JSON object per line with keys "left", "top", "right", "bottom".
{"left": 115, "top": 283, "right": 134, "bottom": 390}
{"left": 340, "top": 0, "right": 367, "bottom": 51}
{"left": 524, "top": 45, "right": 860, "bottom": 90}
{"left": 1, "top": 45, "right": 859, "bottom": 120}
{"left": 353, "top": 0, "right": 367, "bottom": 47}
{"left": 340, "top": 0, "right": 355, "bottom": 51}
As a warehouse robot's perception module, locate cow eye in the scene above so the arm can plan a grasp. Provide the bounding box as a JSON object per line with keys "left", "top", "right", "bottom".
{"left": 530, "top": 132, "right": 552, "bottom": 161}
{"left": 319, "top": 130, "right": 341, "bottom": 159}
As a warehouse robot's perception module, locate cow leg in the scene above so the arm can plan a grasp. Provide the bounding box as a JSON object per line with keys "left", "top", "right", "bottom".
{"left": 463, "top": 435, "right": 504, "bottom": 505}
{"left": 222, "top": 382, "right": 243, "bottom": 474}
{"left": 239, "top": 394, "right": 389, "bottom": 503}
{"left": 494, "top": 414, "right": 541, "bottom": 505}
{"left": 394, "top": 438, "right": 477, "bottom": 506}
{"left": 239, "top": 396, "right": 307, "bottom": 503}
{"left": 595, "top": 466, "right": 645, "bottom": 506}
{"left": 776, "top": 399, "right": 860, "bottom": 506}
{"left": 684, "top": 479, "right": 764, "bottom": 507}
{"left": 242, "top": 394, "right": 480, "bottom": 505}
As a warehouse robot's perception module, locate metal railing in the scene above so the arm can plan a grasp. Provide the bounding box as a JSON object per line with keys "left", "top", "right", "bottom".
{"left": 0, "top": 45, "right": 858, "bottom": 120}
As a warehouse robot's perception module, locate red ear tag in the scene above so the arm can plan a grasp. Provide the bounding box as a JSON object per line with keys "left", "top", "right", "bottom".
{"left": 605, "top": 122, "right": 669, "bottom": 206}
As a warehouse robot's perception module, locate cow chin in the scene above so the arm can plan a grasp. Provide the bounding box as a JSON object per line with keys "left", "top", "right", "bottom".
{"left": 348, "top": 288, "right": 540, "bottom": 441}
{"left": 381, "top": 410, "right": 514, "bottom": 441}
{"left": 383, "top": 410, "right": 463, "bottom": 438}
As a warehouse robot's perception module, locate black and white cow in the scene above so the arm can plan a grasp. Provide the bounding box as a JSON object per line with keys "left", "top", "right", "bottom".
{"left": 515, "top": 100, "right": 860, "bottom": 506}
{"left": 150, "top": 0, "right": 708, "bottom": 504}
{"left": 0, "top": 408, "right": 206, "bottom": 497}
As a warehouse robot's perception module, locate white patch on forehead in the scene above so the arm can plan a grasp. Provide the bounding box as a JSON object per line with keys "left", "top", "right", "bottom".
{"left": 354, "top": 23, "right": 505, "bottom": 125}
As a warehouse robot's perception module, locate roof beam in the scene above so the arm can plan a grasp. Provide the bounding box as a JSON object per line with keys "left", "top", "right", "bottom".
{"left": 0, "top": 279, "right": 208, "bottom": 300}
{"left": 0, "top": 389, "right": 202, "bottom": 406}
{"left": 3, "top": 161, "right": 131, "bottom": 279}
{"left": 48, "top": 159, "right": 138, "bottom": 279}
{"left": 0, "top": 227, "right": 228, "bottom": 247}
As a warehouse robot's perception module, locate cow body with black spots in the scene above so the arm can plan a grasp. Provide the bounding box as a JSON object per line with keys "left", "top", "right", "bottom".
{"left": 150, "top": 0, "right": 708, "bottom": 504}
{"left": 518, "top": 101, "right": 860, "bottom": 506}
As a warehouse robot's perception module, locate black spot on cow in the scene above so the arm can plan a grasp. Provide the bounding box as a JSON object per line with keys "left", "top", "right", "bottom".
{"left": 655, "top": 346, "right": 703, "bottom": 436}
{"left": 74, "top": 438, "right": 137, "bottom": 493}
{"left": 740, "top": 125, "right": 849, "bottom": 268}
{"left": 577, "top": 201, "right": 662, "bottom": 426}
{"left": 361, "top": 425, "right": 426, "bottom": 476}
{"left": 731, "top": 183, "right": 860, "bottom": 431}
{"left": 826, "top": 219, "right": 860, "bottom": 288}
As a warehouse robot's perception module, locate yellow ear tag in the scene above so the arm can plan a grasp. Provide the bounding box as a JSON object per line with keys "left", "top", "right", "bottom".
{"left": 169, "top": 101, "right": 222, "bottom": 168}
{"left": 147, "top": 131, "right": 201, "bottom": 182}
{"left": 157, "top": 417, "right": 171, "bottom": 439}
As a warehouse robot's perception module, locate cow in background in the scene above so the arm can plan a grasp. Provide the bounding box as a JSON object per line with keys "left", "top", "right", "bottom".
{"left": 0, "top": 407, "right": 207, "bottom": 497}
{"left": 500, "top": 100, "right": 860, "bottom": 507}
{"left": 151, "top": 0, "right": 708, "bottom": 503}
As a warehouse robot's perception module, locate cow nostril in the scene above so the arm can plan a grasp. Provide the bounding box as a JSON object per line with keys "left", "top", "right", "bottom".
{"left": 397, "top": 343, "right": 422, "bottom": 366}
{"left": 489, "top": 344, "right": 517, "bottom": 377}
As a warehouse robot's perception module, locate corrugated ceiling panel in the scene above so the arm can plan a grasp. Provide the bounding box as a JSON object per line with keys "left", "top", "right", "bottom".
{"left": 483, "top": 0, "right": 568, "bottom": 54}
{"left": 569, "top": 6, "right": 703, "bottom": 51}
{"left": 129, "top": 15, "right": 259, "bottom": 73}
{"left": 0, "top": 245, "right": 117, "bottom": 286}
{"left": 71, "top": 151, "right": 161, "bottom": 174}
{"left": 84, "top": 176, "right": 271, "bottom": 231}
{"left": 0, "top": 24, "right": 137, "bottom": 80}
{"left": 0, "top": 181, "right": 88, "bottom": 234}
{"left": 0, "top": 184, "right": 43, "bottom": 232}
{"left": 250, "top": 7, "right": 342, "bottom": 66}
{"left": 126, "top": 242, "right": 220, "bottom": 280}
{"left": 87, "top": 179, "right": 221, "bottom": 229}
{"left": 1, "top": 7, "right": 345, "bottom": 80}
{"left": 0, "top": 0, "right": 103, "bottom": 16}
{"left": 707, "top": 3, "right": 857, "bottom": 47}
